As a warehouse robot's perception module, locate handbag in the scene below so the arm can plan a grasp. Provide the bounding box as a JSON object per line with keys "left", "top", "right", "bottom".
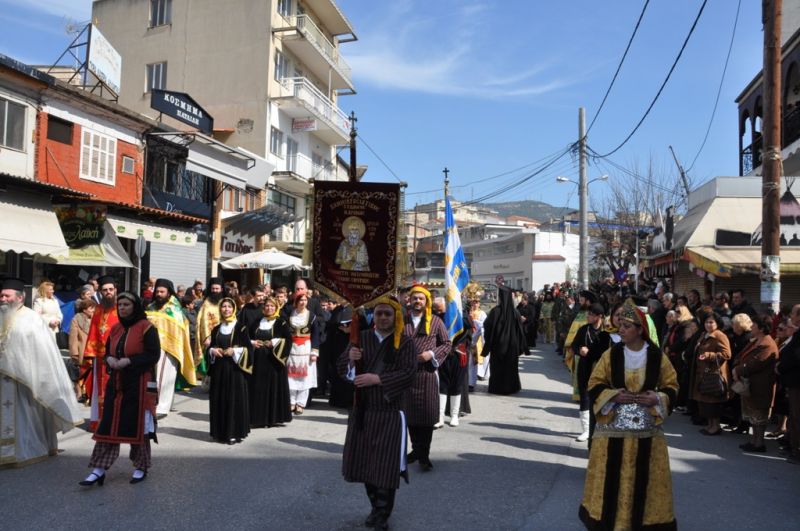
{"left": 698, "top": 355, "right": 727, "bottom": 397}
{"left": 731, "top": 377, "right": 750, "bottom": 397}
{"left": 55, "top": 330, "right": 70, "bottom": 350}
{"left": 64, "top": 359, "right": 80, "bottom": 382}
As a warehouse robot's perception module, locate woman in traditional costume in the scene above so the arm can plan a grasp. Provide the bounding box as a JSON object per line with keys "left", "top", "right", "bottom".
{"left": 579, "top": 299, "right": 678, "bottom": 530}
{"left": 248, "top": 297, "right": 292, "bottom": 428}
{"left": 207, "top": 298, "right": 252, "bottom": 444}
{"left": 80, "top": 292, "right": 160, "bottom": 486}
{"left": 287, "top": 293, "right": 321, "bottom": 414}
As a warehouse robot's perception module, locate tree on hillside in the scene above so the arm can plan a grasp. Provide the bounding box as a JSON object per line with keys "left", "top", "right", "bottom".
{"left": 589, "top": 157, "right": 683, "bottom": 281}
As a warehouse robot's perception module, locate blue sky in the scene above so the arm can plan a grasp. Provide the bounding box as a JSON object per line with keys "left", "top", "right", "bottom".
{"left": 0, "top": 0, "right": 765, "bottom": 211}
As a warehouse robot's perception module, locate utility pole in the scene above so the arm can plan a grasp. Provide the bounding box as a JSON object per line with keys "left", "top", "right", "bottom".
{"left": 413, "top": 204, "right": 418, "bottom": 281}
{"left": 578, "top": 107, "right": 589, "bottom": 288}
{"left": 762, "top": 0, "right": 783, "bottom": 312}
{"left": 668, "top": 145, "right": 691, "bottom": 199}
{"left": 348, "top": 111, "right": 357, "bottom": 183}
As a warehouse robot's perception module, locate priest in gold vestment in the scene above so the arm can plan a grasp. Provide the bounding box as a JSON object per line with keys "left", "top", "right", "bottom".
{"left": 579, "top": 299, "right": 678, "bottom": 531}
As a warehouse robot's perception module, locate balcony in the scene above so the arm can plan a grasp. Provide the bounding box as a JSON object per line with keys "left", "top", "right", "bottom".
{"left": 273, "top": 14, "right": 354, "bottom": 93}
{"left": 271, "top": 76, "right": 350, "bottom": 145}
{"left": 741, "top": 135, "right": 762, "bottom": 176}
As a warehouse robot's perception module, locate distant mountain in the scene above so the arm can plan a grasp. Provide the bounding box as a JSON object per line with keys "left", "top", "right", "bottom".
{"left": 482, "top": 200, "right": 571, "bottom": 223}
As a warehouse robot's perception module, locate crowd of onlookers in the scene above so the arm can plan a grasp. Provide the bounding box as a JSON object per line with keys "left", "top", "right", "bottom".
{"left": 507, "top": 279, "right": 800, "bottom": 466}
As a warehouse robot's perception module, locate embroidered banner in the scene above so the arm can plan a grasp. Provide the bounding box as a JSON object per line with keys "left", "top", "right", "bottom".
{"left": 313, "top": 181, "right": 400, "bottom": 307}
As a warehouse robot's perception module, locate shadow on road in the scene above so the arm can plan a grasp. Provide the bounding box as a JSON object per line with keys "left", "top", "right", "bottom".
{"left": 277, "top": 437, "right": 342, "bottom": 454}
{"left": 177, "top": 411, "right": 209, "bottom": 422}
{"left": 294, "top": 414, "right": 349, "bottom": 426}
{"left": 471, "top": 420, "right": 568, "bottom": 438}
{"left": 158, "top": 426, "right": 211, "bottom": 442}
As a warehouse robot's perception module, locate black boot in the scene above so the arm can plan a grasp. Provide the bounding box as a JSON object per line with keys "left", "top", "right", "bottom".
{"left": 373, "top": 488, "right": 396, "bottom": 530}
{"left": 364, "top": 484, "right": 379, "bottom": 527}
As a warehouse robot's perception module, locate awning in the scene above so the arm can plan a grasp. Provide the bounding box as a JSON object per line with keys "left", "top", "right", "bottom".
{"left": 219, "top": 248, "right": 308, "bottom": 270}
{"left": 147, "top": 132, "right": 273, "bottom": 190}
{"left": 221, "top": 204, "right": 297, "bottom": 238}
{"left": 107, "top": 215, "right": 198, "bottom": 247}
{"left": 36, "top": 221, "right": 134, "bottom": 268}
{"left": 0, "top": 189, "right": 69, "bottom": 256}
{"left": 685, "top": 247, "right": 800, "bottom": 277}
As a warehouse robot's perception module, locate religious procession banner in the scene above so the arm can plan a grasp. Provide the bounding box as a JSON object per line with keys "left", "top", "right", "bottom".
{"left": 312, "top": 181, "right": 400, "bottom": 307}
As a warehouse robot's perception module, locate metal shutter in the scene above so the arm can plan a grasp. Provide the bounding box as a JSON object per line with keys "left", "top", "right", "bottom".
{"left": 149, "top": 241, "right": 208, "bottom": 288}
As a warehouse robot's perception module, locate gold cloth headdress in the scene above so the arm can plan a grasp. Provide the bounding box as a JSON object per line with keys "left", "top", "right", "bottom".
{"left": 409, "top": 284, "right": 432, "bottom": 335}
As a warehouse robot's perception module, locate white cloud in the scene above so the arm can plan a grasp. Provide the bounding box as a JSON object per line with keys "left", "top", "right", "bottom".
{"left": 1, "top": 0, "right": 92, "bottom": 20}
{"left": 346, "top": 1, "right": 571, "bottom": 99}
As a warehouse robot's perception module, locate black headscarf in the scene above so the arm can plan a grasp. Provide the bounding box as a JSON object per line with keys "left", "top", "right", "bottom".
{"left": 482, "top": 285, "right": 526, "bottom": 360}
{"left": 117, "top": 291, "right": 147, "bottom": 327}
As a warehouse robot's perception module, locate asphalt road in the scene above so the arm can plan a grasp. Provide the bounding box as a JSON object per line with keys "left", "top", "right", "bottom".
{"left": 2, "top": 343, "right": 799, "bottom": 530}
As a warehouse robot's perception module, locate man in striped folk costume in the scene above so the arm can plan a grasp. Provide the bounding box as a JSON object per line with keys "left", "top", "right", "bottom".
{"left": 339, "top": 296, "right": 415, "bottom": 530}
{"left": 403, "top": 284, "right": 451, "bottom": 470}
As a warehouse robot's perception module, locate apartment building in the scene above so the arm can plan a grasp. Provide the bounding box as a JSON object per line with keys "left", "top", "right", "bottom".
{"left": 91, "top": 0, "right": 356, "bottom": 266}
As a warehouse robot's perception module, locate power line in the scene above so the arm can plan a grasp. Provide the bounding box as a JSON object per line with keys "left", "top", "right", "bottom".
{"left": 356, "top": 133, "right": 404, "bottom": 184}
{"left": 685, "top": 0, "right": 741, "bottom": 172}
{"left": 592, "top": 0, "right": 709, "bottom": 158}
{"left": 592, "top": 154, "right": 679, "bottom": 195}
{"left": 585, "top": 0, "right": 651, "bottom": 136}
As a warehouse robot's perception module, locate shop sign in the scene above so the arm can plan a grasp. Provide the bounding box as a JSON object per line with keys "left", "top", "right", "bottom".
{"left": 55, "top": 204, "right": 107, "bottom": 248}
{"left": 292, "top": 118, "right": 317, "bottom": 133}
{"left": 313, "top": 181, "right": 400, "bottom": 307}
{"left": 220, "top": 230, "right": 255, "bottom": 259}
{"left": 150, "top": 89, "right": 214, "bottom": 134}
{"left": 87, "top": 25, "right": 122, "bottom": 94}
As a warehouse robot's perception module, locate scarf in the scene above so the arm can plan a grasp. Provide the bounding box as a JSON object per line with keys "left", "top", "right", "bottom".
{"left": 409, "top": 285, "right": 432, "bottom": 335}
{"left": 219, "top": 297, "right": 238, "bottom": 323}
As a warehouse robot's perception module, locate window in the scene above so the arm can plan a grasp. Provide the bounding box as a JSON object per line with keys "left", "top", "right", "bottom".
{"left": 80, "top": 129, "right": 117, "bottom": 184}
{"left": 286, "top": 137, "right": 298, "bottom": 171}
{"left": 0, "top": 97, "right": 25, "bottom": 150}
{"left": 46, "top": 115, "right": 73, "bottom": 145}
{"left": 274, "top": 50, "right": 290, "bottom": 82}
{"left": 121, "top": 155, "right": 135, "bottom": 174}
{"left": 150, "top": 0, "right": 172, "bottom": 27}
{"left": 224, "top": 188, "right": 243, "bottom": 211}
{"left": 270, "top": 127, "right": 284, "bottom": 157}
{"left": 277, "top": 0, "right": 292, "bottom": 17}
{"left": 146, "top": 62, "right": 167, "bottom": 92}
{"left": 269, "top": 189, "right": 296, "bottom": 214}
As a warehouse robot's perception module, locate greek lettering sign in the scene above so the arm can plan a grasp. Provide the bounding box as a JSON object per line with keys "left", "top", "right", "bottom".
{"left": 313, "top": 181, "right": 400, "bottom": 307}
{"left": 55, "top": 205, "right": 107, "bottom": 248}
{"left": 150, "top": 89, "right": 214, "bottom": 134}
{"left": 292, "top": 118, "right": 317, "bottom": 133}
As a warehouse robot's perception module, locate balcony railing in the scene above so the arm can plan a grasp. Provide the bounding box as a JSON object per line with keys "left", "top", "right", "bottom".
{"left": 279, "top": 76, "right": 350, "bottom": 136}
{"left": 279, "top": 14, "right": 352, "bottom": 83}
{"left": 282, "top": 152, "right": 333, "bottom": 180}
{"left": 741, "top": 135, "right": 762, "bottom": 175}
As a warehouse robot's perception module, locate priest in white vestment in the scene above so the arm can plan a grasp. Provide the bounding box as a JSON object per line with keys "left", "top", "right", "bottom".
{"left": 0, "top": 278, "right": 83, "bottom": 467}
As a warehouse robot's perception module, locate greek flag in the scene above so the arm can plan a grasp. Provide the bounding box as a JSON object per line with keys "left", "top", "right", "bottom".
{"left": 444, "top": 195, "right": 470, "bottom": 340}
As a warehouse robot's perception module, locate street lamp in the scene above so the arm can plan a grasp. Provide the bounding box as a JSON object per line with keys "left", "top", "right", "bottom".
{"left": 556, "top": 174, "right": 608, "bottom": 287}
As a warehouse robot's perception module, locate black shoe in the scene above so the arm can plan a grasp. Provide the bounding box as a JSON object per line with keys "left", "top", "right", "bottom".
{"left": 419, "top": 457, "right": 433, "bottom": 471}
{"left": 739, "top": 442, "right": 766, "bottom": 453}
{"left": 130, "top": 470, "right": 147, "bottom": 484}
{"left": 79, "top": 472, "right": 105, "bottom": 487}
{"left": 364, "top": 509, "right": 379, "bottom": 527}
{"left": 406, "top": 450, "right": 417, "bottom": 464}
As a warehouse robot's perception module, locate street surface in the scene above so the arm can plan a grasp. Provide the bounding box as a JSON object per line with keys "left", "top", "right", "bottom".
{"left": 2, "top": 343, "right": 799, "bottom": 530}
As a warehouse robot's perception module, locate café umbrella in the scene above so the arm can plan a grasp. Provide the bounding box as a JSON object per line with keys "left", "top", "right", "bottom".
{"left": 219, "top": 247, "right": 307, "bottom": 271}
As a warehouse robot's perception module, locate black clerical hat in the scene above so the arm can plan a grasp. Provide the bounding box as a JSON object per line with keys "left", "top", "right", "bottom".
{"left": 579, "top": 290, "right": 597, "bottom": 304}
{"left": 0, "top": 278, "right": 25, "bottom": 292}
{"left": 209, "top": 277, "right": 224, "bottom": 287}
{"left": 154, "top": 278, "right": 175, "bottom": 295}
{"left": 97, "top": 275, "right": 116, "bottom": 288}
